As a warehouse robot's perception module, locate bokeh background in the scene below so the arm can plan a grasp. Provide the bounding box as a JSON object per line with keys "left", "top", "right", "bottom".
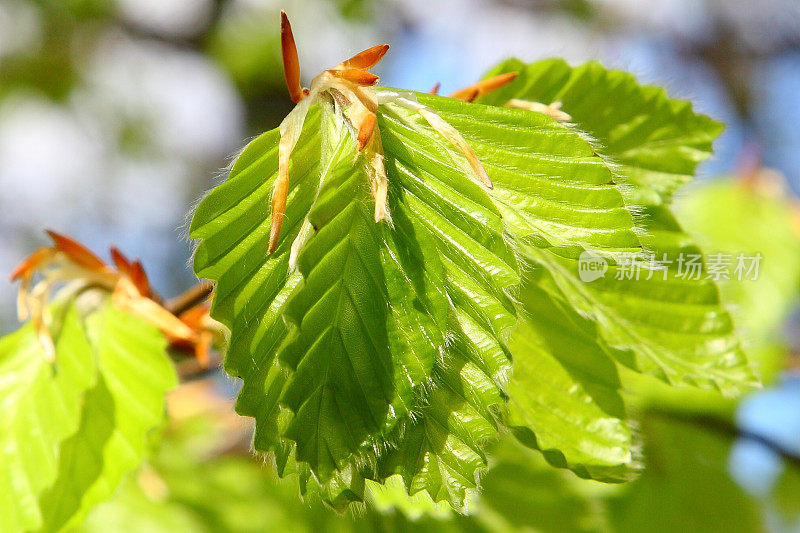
{"left": 2, "top": 0, "right": 800, "bottom": 329}
{"left": 3, "top": 1, "right": 800, "bottom": 531}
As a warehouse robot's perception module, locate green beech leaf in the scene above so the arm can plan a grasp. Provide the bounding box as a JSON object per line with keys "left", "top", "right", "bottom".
{"left": 477, "top": 59, "right": 755, "bottom": 394}
{"left": 37, "top": 304, "right": 177, "bottom": 532}
{"left": 478, "top": 58, "right": 725, "bottom": 206}
{"left": 195, "top": 85, "right": 635, "bottom": 501}
{"left": 190, "top": 101, "right": 453, "bottom": 484}
{"left": 189, "top": 85, "right": 655, "bottom": 505}
{"left": 383, "top": 92, "right": 642, "bottom": 258}
{"left": 0, "top": 304, "right": 95, "bottom": 533}
{"left": 505, "top": 269, "right": 636, "bottom": 482}
{"left": 190, "top": 59, "right": 753, "bottom": 508}
{"left": 277, "top": 104, "right": 449, "bottom": 480}
{"left": 359, "top": 92, "right": 647, "bottom": 506}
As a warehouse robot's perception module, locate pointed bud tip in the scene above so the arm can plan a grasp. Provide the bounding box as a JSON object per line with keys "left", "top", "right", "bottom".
{"left": 9, "top": 266, "right": 24, "bottom": 282}
{"left": 10, "top": 247, "right": 53, "bottom": 282}
{"left": 376, "top": 44, "right": 390, "bottom": 63}
{"left": 268, "top": 221, "right": 281, "bottom": 254}
{"left": 9, "top": 260, "right": 28, "bottom": 281}
{"left": 45, "top": 229, "right": 107, "bottom": 272}
{"left": 109, "top": 246, "right": 132, "bottom": 271}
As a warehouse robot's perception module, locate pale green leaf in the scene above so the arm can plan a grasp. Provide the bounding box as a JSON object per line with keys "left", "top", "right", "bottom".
{"left": 37, "top": 304, "right": 177, "bottom": 532}
{"left": 0, "top": 304, "right": 95, "bottom": 533}
{"left": 505, "top": 269, "right": 635, "bottom": 482}
{"left": 478, "top": 58, "right": 725, "bottom": 206}
{"left": 677, "top": 176, "right": 800, "bottom": 381}
{"left": 190, "top": 102, "right": 451, "bottom": 483}
{"left": 364, "top": 475, "right": 453, "bottom": 521}
{"left": 277, "top": 104, "right": 449, "bottom": 479}
{"left": 475, "top": 435, "right": 616, "bottom": 533}
{"left": 477, "top": 59, "right": 755, "bottom": 394}
{"left": 609, "top": 411, "right": 763, "bottom": 533}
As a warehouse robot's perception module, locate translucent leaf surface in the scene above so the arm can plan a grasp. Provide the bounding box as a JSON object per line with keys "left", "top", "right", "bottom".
{"left": 477, "top": 59, "right": 754, "bottom": 394}
{"left": 38, "top": 304, "right": 177, "bottom": 531}
{"left": 505, "top": 269, "right": 635, "bottom": 482}
{"left": 0, "top": 305, "right": 95, "bottom": 532}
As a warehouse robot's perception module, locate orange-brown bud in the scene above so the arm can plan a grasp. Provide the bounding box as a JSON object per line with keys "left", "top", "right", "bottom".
{"left": 357, "top": 112, "right": 377, "bottom": 150}
{"left": 46, "top": 230, "right": 108, "bottom": 273}
{"left": 341, "top": 44, "right": 389, "bottom": 70}
{"left": 281, "top": 11, "right": 305, "bottom": 104}
{"left": 450, "top": 72, "right": 518, "bottom": 101}
{"left": 10, "top": 247, "right": 53, "bottom": 281}
{"left": 330, "top": 68, "right": 380, "bottom": 86}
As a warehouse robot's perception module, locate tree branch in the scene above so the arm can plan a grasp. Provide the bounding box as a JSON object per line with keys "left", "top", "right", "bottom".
{"left": 651, "top": 409, "right": 800, "bottom": 470}
{"left": 165, "top": 281, "right": 214, "bottom": 315}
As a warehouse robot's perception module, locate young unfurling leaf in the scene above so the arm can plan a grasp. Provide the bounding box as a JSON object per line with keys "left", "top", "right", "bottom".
{"left": 476, "top": 59, "right": 756, "bottom": 395}
{"left": 0, "top": 10, "right": 767, "bottom": 528}
{"left": 188, "top": 15, "right": 750, "bottom": 513}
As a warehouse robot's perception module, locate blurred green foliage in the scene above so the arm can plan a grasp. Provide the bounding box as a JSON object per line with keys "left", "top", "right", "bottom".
{"left": 0, "top": 0, "right": 114, "bottom": 100}
{"left": 3, "top": 2, "right": 800, "bottom": 531}
{"left": 678, "top": 174, "right": 800, "bottom": 382}
{"left": 80, "top": 391, "right": 800, "bottom": 533}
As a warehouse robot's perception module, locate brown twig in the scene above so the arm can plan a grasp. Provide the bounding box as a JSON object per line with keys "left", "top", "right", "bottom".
{"left": 165, "top": 280, "right": 213, "bottom": 315}
{"left": 175, "top": 351, "right": 222, "bottom": 380}
{"left": 650, "top": 409, "right": 800, "bottom": 470}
